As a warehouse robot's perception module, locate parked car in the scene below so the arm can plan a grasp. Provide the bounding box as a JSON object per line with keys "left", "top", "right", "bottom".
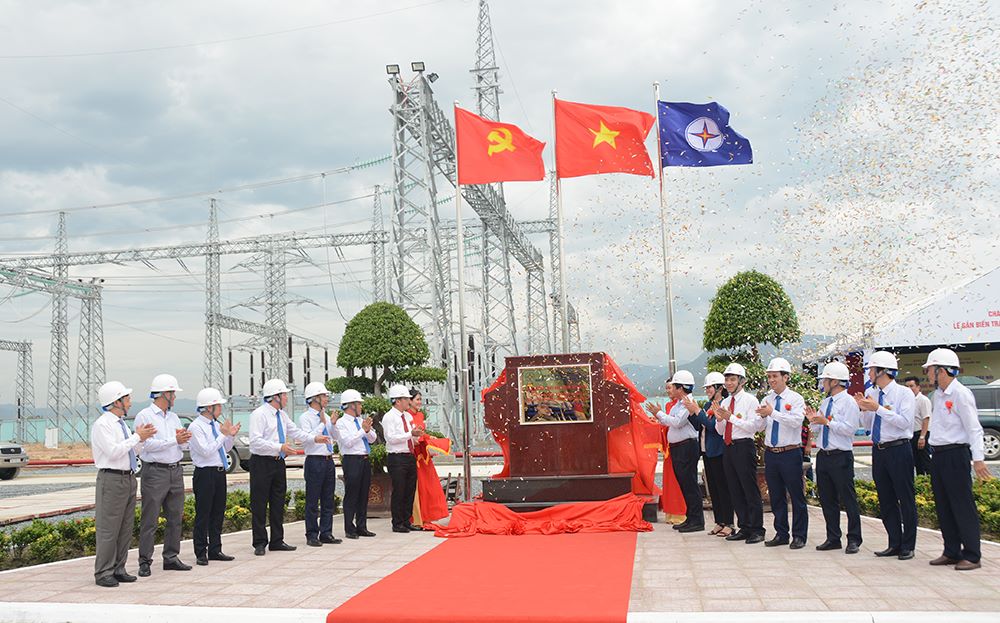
{"left": 970, "top": 385, "right": 1000, "bottom": 461}
{"left": 130, "top": 414, "right": 250, "bottom": 476}
{"left": 0, "top": 442, "right": 29, "bottom": 480}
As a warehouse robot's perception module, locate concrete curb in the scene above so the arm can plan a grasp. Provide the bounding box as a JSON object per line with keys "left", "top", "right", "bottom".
{"left": 2, "top": 602, "right": 330, "bottom": 623}
{"left": 627, "top": 614, "right": 1000, "bottom": 623}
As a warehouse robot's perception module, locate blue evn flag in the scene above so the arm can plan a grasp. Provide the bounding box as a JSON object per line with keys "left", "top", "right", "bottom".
{"left": 657, "top": 101, "right": 752, "bottom": 167}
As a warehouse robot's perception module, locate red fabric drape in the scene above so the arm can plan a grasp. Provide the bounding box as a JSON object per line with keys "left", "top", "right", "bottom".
{"left": 408, "top": 410, "right": 450, "bottom": 524}
{"left": 431, "top": 493, "right": 652, "bottom": 537}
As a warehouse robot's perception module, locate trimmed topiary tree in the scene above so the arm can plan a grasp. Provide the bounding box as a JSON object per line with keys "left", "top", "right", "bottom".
{"left": 703, "top": 270, "right": 802, "bottom": 362}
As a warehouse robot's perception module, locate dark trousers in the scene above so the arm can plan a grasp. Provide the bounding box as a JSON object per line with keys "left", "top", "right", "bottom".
{"left": 816, "top": 450, "right": 862, "bottom": 545}
{"left": 722, "top": 439, "right": 764, "bottom": 536}
{"left": 304, "top": 455, "right": 337, "bottom": 539}
{"left": 764, "top": 449, "right": 809, "bottom": 540}
{"left": 670, "top": 440, "right": 704, "bottom": 527}
{"left": 704, "top": 454, "right": 733, "bottom": 526}
{"left": 192, "top": 467, "right": 227, "bottom": 557}
{"left": 342, "top": 455, "right": 371, "bottom": 535}
{"left": 930, "top": 445, "right": 981, "bottom": 563}
{"left": 387, "top": 452, "right": 418, "bottom": 528}
{"left": 872, "top": 442, "right": 917, "bottom": 551}
{"left": 249, "top": 455, "right": 287, "bottom": 548}
{"left": 911, "top": 431, "right": 932, "bottom": 476}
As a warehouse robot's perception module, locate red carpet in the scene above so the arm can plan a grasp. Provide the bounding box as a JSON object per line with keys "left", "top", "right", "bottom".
{"left": 327, "top": 531, "right": 638, "bottom": 623}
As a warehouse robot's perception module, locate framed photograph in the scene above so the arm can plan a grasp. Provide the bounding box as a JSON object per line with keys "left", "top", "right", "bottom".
{"left": 517, "top": 363, "right": 593, "bottom": 425}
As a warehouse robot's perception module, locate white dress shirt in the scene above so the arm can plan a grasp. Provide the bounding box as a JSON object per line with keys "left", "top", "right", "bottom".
{"left": 187, "top": 414, "right": 235, "bottom": 468}
{"left": 249, "top": 402, "right": 312, "bottom": 457}
{"left": 336, "top": 414, "right": 377, "bottom": 455}
{"left": 809, "top": 391, "right": 861, "bottom": 451}
{"left": 134, "top": 403, "right": 187, "bottom": 464}
{"left": 860, "top": 381, "right": 915, "bottom": 443}
{"left": 298, "top": 408, "right": 341, "bottom": 456}
{"left": 382, "top": 407, "right": 417, "bottom": 454}
{"left": 91, "top": 411, "right": 144, "bottom": 471}
{"left": 929, "top": 380, "right": 985, "bottom": 462}
{"left": 714, "top": 390, "right": 764, "bottom": 440}
{"left": 655, "top": 399, "right": 699, "bottom": 443}
{"left": 913, "top": 392, "right": 932, "bottom": 432}
{"left": 761, "top": 387, "right": 806, "bottom": 448}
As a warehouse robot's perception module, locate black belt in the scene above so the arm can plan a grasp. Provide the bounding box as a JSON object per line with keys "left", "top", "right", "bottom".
{"left": 343, "top": 454, "right": 370, "bottom": 460}
{"left": 252, "top": 454, "right": 286, "bottom": 461}
{"left": 305, "top": 454, "right": 336, "bottom": 460}
{"left": 388, "top": 451, "right": 414, "bottom": 455}
{"left": 195, "top": 465, "right": 226, "bottom": 472}
{"left": 728, "top": 438, "right": 754, "bottom": 445}
{"left": 818, "top": 449, "right": 849, "bottom": 456}
{"left": 874, "top": 439, "right": 908, "bottom": 450}
{"left": 669, "top": 438, "right": 696, "bottom": 449}
{"left": 99, "top": 468, "right": 133, "bottom": 475}
{"left": 931, "top": 443, "right": 970, "bottom": 453}
{"left": 144, "top": 461, "right": 181, "bottom": 468}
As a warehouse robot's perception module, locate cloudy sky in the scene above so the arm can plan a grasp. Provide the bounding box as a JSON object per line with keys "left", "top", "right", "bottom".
{"left": 1, "top": 0, "right": 997, "bottom": 409}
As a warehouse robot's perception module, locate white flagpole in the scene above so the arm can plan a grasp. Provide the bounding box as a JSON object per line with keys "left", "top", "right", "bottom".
{"left": 551, "top": 90, "right": 570, "bottom": 352}
{"left": 653, "top": 82, "right": 677, "bottom": 376}
{"left": 454, "top": 102, "right": 473, "bottom": 501}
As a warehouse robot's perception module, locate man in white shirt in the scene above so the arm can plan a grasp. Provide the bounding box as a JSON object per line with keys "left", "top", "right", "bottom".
{"left": 134, "top": 373, "right": 192, "bottom": 577}
{"left": 904, "top": 376, "right": 933, "bottom": 475}
{"left": 853, "top": 351, "right": 917, "bottom": 560}
{"left": 758, "top": 358, "right": 808, "bottom": 549}
{"left": 336, "top": 389, "right": 377, "bottom": 538}
{"left": 299, "top": 381, "right": 342, "bottom": 547}
{"left": 807, "top": 361, "right": 863, "bottom": 554}
{"left": 187, "top": 387, "right": 240, "bottom": 566}
{"left": 922, "top": 349, "right": 992, "bottom": 571}
{"left": 646, "top": 370, "right": 704, "bottom": 532}
{"left": 714, "top": 362, "right": 767, "bottom": 544}
{"left": 249, "top": 378, "right": 331, "bottom": 556}
{"left": 383, "top": 384, "right": 424, "bottom": 533}
{"left": 91, "top": 381, "right": 156, "bottom": 587}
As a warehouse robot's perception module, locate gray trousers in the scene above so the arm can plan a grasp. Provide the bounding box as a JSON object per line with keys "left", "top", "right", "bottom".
{"left": 138, "top": 463, "right": 185, "bottom": 565}
{"left": 94, "top": 470, "right": 137, "bottom": 580}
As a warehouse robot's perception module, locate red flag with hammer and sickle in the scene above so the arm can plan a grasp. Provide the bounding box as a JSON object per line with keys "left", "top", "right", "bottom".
{"left": 455, "top": 106, "right": 545, "bottom": 185}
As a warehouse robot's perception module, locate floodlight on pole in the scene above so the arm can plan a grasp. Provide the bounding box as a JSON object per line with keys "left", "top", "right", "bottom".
{"left": 386, "top": 64, "right": 400, "bottom": 75}
{"left": 411, "top": 61, "right": 425, "bottom": 72}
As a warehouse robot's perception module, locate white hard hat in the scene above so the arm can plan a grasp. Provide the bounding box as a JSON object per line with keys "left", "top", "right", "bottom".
{"left": 922, "top": 348, "right": 960, "bottom": 369}
{"left": 865, "top": 351, "right": 898, "bottom": 370}
{"left": 819, "top": 361, "right": 851, "bottom": 382}
{"left": 703, "top": 371, "right": 726, "bottom": 387}
{"left": 303, "top": 382, "right": 329, "bottom": 402}
{"left": 340, "top": 389, "right": 364, "bottom": 406}
{"left": 261, "top": 378, "right": 290, "bottom": 398}
{"left": 196, "top": 387, "right": 227, "bottom": 408}
{"left": 670, "top": 370, "right": 696, "bottom": 387}
{"left": 723, "top": 362, "right": 747, "bottom": 377}
{"left": 387, "top": 384, "right": 411, "bottom": 400}
{"left": 98, "top": 381, "right": 132, "bottom": 408}
{"left": 765, "top": 357, "right": 792, "bottom": 374}
{"left": 150, "top": 373, "right": 183, "bottom": 393}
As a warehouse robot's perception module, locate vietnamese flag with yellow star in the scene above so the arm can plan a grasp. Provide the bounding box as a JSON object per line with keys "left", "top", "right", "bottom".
{"left": 554, "top": 99, "right": 655, "bottom": 178}
{"left": 455, "top": 106, "right": 546, "bottom": 185}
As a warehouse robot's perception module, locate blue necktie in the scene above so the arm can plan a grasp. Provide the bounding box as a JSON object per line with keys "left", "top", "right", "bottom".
{"left": 354, "top": 417, "right": 371, "bottom": 453}
{"left": 822, "top": 398, "right": 833, "bottom": 449}
{"left": 276, "top": 412, "right": 286, "bottom": 459}
{"left": 210, "top": 419, "right": 229, "bottom": 469}
{"left": 321, "top": 412, "right": 334, "bottom": 454}
{"left": 873, "top": 390, "right": 884, "bottom": 444}
{"left": 118, "top": 418, "right": 138, "bottom": 473}
{"left": 770, "top": 395, "right": 782, "bottom": 446}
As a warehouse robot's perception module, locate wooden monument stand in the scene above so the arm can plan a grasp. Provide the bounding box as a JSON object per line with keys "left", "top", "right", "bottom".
{"left": 482, "top": 352, "right": 641, "bottom": 512}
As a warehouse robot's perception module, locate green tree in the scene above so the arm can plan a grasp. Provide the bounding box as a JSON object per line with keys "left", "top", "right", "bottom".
{"left": 331, "top": 302, "right": 444, "bottom": 397}
{"left": 702, "top": 271, "right": 802, "bottom": 361}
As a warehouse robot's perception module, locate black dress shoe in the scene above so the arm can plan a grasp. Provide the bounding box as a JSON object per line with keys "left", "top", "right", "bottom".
{"left": 765, "top": 536, "right": 789, "bottom": 547}
{"left": 874, "top": 547, "right": 900, "bottom": 557}
{"left": 745, "top": 533, "right": 765, "bottom": 544}
{"left": 254, "top": 545, "right": 266, "bottom": 556}
{"left": 307, "top": 538, "right": 323, "bottom": 547}
{"left": 677, "top": 524, "right": 705, "bottom": 533}
{"left": 725, "top": 531, "right": 748, "bottom": 542}
{"left": 138, "top": 562, "right": 151, "bottom": 577}
{"left": 845, "top": 542, "right": 861, "bottom": 555}
{"left": 392, "top": 526, "right": 411, "bottom": 533}
{"left": 898, "top": 550, "right": 914, "bottom": 560}
{"left": 208, "top": 552, "right": 235, "bottom": 561}
{"left": 196, "top": 555, "right": 209, "bottom": 566}
{"left": 95, "top": 576, "right": 119, "bottom": 588}
{"left": 113, "top": 572, "right": 137, "bottom": 583}
{"left": 790, "top": 538, "right": 806, "bottom": 550}
{"left": 358, "top": 530, "right": 376, "bottom": 537}
{"left": 163, "top": 559, "right": 192, "bottom": 571}
{"left": 320, "top": 535, "right": 342, "bottom": 544}
{"left": 672, "top": 521, "right": 689, "bottom": 531}
{"left": 345, "top": 532, "right": 359, "bottom": 539}
{"left": 269, "top": 542, "right": 297, "bottom": 551}
{"left": 815, "top": 540, "right": 842, "bottom": 551}
{"left": 405, "top": 523, "right": 424, "bottom": 532}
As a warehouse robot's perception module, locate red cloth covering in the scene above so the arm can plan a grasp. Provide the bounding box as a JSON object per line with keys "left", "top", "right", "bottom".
{"left": 482, "top": 371, "right": 511, "bottom": 478}
{"left": 407, "top": 409, "right": 451, "bottom": 525}
{"left": 431, "top": 493, "right": 652, "bottom": 537}
{"left": 658, "top": 399, "right": 686, "bottom": 515}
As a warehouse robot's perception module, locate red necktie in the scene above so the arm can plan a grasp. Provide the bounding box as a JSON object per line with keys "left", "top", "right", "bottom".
{"left": 402, "top": 413, "right": 415, "bottom": 453}
{"left": 724, "top": 396, "right": 735, "bottom": 445}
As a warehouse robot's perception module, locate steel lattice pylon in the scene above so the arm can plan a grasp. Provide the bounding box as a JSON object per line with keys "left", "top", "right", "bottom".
{"left": 0, "top": 340, "right": 34, "bottom": 443}
{"left": 371, "top": 186, "right": 388, "bottom": 303}
{"left": 204, "top": 198, "right": 225, "bottom": 390}
{"left": 74, "top": 278, "right": 105, "bottom": 432}
{"left": 47, "top": 212, "right": 74, "bottom": 440}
